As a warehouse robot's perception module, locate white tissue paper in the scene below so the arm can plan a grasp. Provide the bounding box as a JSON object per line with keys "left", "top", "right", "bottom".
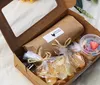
{"left": 24, "top": 51, "right": 42, "bottom": 61}
{"left": 2, "top": 0, "right": 57, "bottom": 37}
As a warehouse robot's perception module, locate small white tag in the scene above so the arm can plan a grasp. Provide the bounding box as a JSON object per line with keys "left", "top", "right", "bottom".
{"left": 43, "top": 28, "right": 64, "bottom": 43}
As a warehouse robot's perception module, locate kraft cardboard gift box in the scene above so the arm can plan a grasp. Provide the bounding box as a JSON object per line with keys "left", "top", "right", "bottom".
{"left": 0, "top": 0, "right": 100, "bottom": 85}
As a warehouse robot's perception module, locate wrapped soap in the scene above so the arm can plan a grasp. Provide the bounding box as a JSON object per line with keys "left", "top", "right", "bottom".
{"left": 24, "top": 16, "right": 84, "bottom": 54}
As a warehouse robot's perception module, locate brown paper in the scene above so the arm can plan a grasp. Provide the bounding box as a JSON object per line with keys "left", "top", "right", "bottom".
{"left": 24, "top": 16, "right": 84, "bottom": 54}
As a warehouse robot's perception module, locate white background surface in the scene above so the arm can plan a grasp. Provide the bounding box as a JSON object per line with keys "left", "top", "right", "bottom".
{"left": 0, "top": 0, "right": 100, "bottom": 85}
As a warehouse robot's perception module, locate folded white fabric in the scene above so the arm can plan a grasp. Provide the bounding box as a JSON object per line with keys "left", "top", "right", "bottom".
{"left": 2, "top": 0, "right": 57, "bottom": 37}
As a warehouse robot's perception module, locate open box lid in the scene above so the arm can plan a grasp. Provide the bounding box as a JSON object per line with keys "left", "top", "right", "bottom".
{"left": 0, "top": 0, "right": 76, "bottom": 56}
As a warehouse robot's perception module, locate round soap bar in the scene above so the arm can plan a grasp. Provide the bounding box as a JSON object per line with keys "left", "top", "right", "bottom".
{"left": 80, "top": 34, "right": 100, "bottom": 57}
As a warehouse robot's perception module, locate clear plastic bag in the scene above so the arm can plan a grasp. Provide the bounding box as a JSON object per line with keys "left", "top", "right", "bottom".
{"left": 68, "top": 42, "right": 85, "bottom": 69}
{"left": 52, "top": 38, "right": 85, "bottom": 70}
{"left": 69, "top": 52, "right": 85, "bottom": 69}
{"left": 36, "top": 54, "right": 76, "bottom": 85}
{"left": 52, "top": 38, "right": 77, "bottom": 73}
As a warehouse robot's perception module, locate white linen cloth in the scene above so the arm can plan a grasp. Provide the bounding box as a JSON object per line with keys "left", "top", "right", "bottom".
{"left": 0, "top": 0, "right": 100, "bottom": 85}
{"left": 2, "top": 0, "right": 57, "bottom": 37}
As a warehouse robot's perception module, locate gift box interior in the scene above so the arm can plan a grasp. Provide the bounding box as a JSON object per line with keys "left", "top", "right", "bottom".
{"left": 0, "top": 0, "right": 100, "bottom": 85}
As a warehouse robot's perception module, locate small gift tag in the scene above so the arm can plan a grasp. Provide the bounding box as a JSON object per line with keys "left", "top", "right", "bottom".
{"left": 43, "top": 28, "right": 64, "bottom": 43}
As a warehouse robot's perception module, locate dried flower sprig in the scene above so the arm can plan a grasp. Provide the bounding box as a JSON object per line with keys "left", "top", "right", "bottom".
{"left": 75, "top": 0, "right": 98, "bottom": 19}
{"left": 91, "top": 0, "right": 98, "bottom": 4}
{"left": 74, "top": 6, "right": 94, "bottom": 19}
